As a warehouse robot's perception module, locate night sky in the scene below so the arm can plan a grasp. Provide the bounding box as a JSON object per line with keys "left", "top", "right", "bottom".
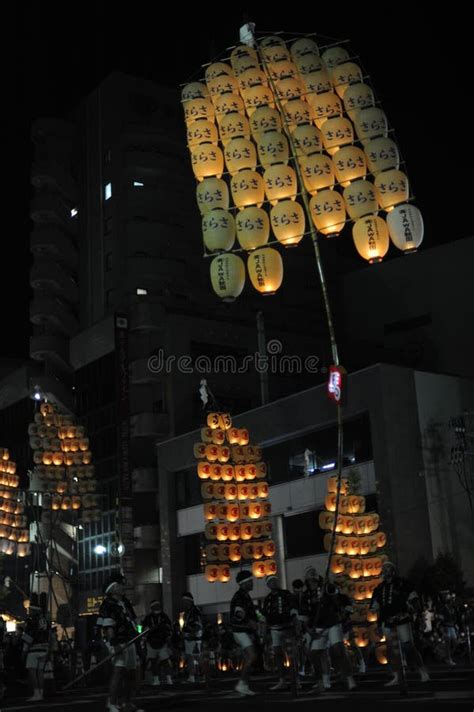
{"left": 9, "top": 2, "right": 472, "bottom": 360}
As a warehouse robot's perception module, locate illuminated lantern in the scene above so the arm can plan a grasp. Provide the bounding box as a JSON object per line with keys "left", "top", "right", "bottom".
{"left": 253, "top": 561, "right": 266, "bottom": 578}
{"left": 217, "top": 446, "right": 231, "bottom": 463}
{"left": 61, "top": 497, "right": 71, "bottom": 510}
{"left": 219, "top": 112, "right": 251, "bottom": 144}
{"left": 229, "top": 543, "right": 241, "bottom": 561}
{"left": 234, "top": 466, "right": 246, "bottom": 482}
{"left": 249, "top": 484, "right": 259, "bottom": 499}
{"left": 217, "top": 413, "right": 232, "bottom": 430}
{"left": 210, "top": 253, "right": 245, "bottom": 301}
{"left": 327, "top": 476, "right": 349, "bottom": 494}
{"left": 231, "top": 170, "right": 265, "bottom": 209}
{"left": 196, "top": 177, "right": 229, "bottom": 216}
{"left": 322, "top": 46, "right": 350, "bottom": 70}
{"left": 241, "top": 543, "right": 254, "bottom": 559}
{"left": 330, "top": 555, "right": 346, "bottom": 575}
{"left": 348, "top": 537, "right": 360, "bottom": 556}
{"left": 334, "top": 146, "right": 367, "bottom": 187}
{"left": 218, "top": 543, "right": 230, "bottom": 561}
{"left": 266, "top": 60, "right": 298, "bottom": 83}
{"left": 263, "top": 165, "right": 297, "bottom": 205}
{"left": 387, "top": 203, "right": 423, "bottom": 253}
{"left": 181, "top": 82, "right": 209, "bottom": 103}
{"left": 282, "top": 99, "right": 313, "bottom": 128}
{"left": 190, "top": 144, "right": 224, "bottom": 182}
{"left": 319, "top": 511, "right": 335, "bottom": 530}
{"left": 228, "top": 524, "right": 241, "bottom": 541}
{"left": 350, "top": 559, "right": 364, "bottom": 579}
{"left": 206, "top": 565, "right": 219, "bottom": 583}
{"left": 343, "top": 180, "right": 379, "bottom": 219}
{"left": 217, "top": 504, "right": 228, "bottom": 520}
{"left": 202, "top": 209, "right": 235, "bottom": 253}
{"left": 355, "top": 515, "right": 368, "bottom": 535}
{"left": 376, "top": 644, "right": 388, "bottom": 665}
{"left": 52, "top": 452, "right": 64, "bottom": 466}
{"left": 376, "top": 531, "right": 387, "bottom": 548}
{"left": 206, "top": 544, "right": 219, "bottom": 561}
{"left": 198, "top": 462, "right": 212, "bottom": 479}
{"left": 248, "top": 248, "right": 284, "bottom": 295}
{"left": 242, "top": 85, "right": 275, "bottom": 115}
{"left": 310, "top": 189, "right": 346, "bottom": 236}
{"left": 276, "top": 77, "right": 305, "bottom": 103}
{"left": 187, "top": 120, "right": 218, "bottom": 148}
{"left": 205, "top": 62, "right": 233, "bottom": 83}
{"left": 292, "top": 124, "right": 323, "bottom": 158}
{"left": 249, "top": 107, "right": 282, "bottom": 140}
{"left": 204, "top": 503, "right": 218, "bottom": 521}
{"left": 264, "top": 559, "right": 277, "bottom": 575}
{"left": 354, "top": 626, "right": 370, "bottom": 648}
{"left": 295, "top": 53, "right": 323, "bottom": 75}
{"left": 257, "top": 131, "right": 289, "bottom": 168}
{"left": 201, "top": 483, "right": 214, "bottom": 499}
{"left": 354, "top": 108, "right": 388, "bottom": 145}
{"left": 238, "top": 484, "right": 250, "bottom": 500}
{"left": 227, "top": 428, "right": 240, "bottom": 445}
{"left": 237, "top": 67, "right": 268, "bottom": 93}
{"left": 256, "top": 462, "right": 267, "bottom": 478}
{"left": 343, "top": 83, "right": 375, "bottom": 121}
{"left": 207, "top": 413, "right": 221, "bottom": 429}
{"left": 261, "top": 40, "right": 290, "bottom": 65}
{"left": 184, "top": 98, "right": 215, "bottom": 125}
{"left": 365, "top": 137, "right": 399, "bottom": 175}
{"left": 240, "top": 503, "right": 250, "bottom": 520}
{"left": 43, "top": 452, "right": 53, "bottom": 465}
{"left": 222, "top": 465, "right": 234, "bottom": 482}
{"left": 251, "top": 522, "right": 263, "bottom": 538}
{"left": 238, "top": 429, "right": 249, "bottom": 445}
{"left": 210, "top": 465, "right": 222, "bottom": 481}
{"left": 308, "top": 91, "right": 342, "bottom": 129}
{"left": 205, "top": 444, "right": 220, "bottom": 462}
{"left": 331, "top": 62, "right": 363, "bottom": 98}
{"left": 207, "top": 74, "right": 240, "bottom": 101}
{"left": 258, "top": 483, "right": 269, "bottom": 498}
{"left": 216, "top": 523, "right": 229, "bottom": 541}
{"left": 300, "top": 154, "right": 335, "bottom": 195}
{"left": 352, "top": 215, "right": 390, "bottom": 263}
{"left": 224, "top": 138, "right": 257, "bottom": 175}
{"left": 211, "top": 429, "right": 226, "bottom": 445}
{"left": 240, "top": 522, "right": 252, "bottom": 540}
{"left": 249, "top": 502, "right": 263, "bottom": 519}
{"left": 230, "top": 45, "right": 258, "bottom": 71}
{"left": 251, "top": 543, "right": 263, "bottom": 560}
{"left": 321, "top": 116, "right": 354, "bottom": 155}
{"left": 360, "top": 538, "right": 371, "bottom": 555}
{"left": 375, "top": 169, "right": 409, "bottom": 211}
{"left": 262, "top": 503, "right": 272, "bottom": 518}
{"left": 291, "top": 37, "right": 320, "bottom": 60}
{"left": 303, "top": 69, "right": 332, "bottom": 97}
{"left": 214, "top": 93, "right": 245, "bottom": 122}
{"left": 236, "top": 207, "right": 270, "bottom": 251}
{"left": 214, "top": 483, "right": 226, "bottom": 499}
{"left": 232, "top": 53, "right": 259, "bottom": 78}
{"left": 224, "top": 484, "right": 238, "bottom": 501}
{"left": 270, "top": 201, "right": 305, "bottom": 248}
{"left": 367, "top": 609, "right": 378, "bottom": 623}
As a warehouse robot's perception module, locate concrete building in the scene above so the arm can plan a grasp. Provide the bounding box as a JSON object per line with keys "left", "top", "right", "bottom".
{"left": 157, "top": 363, "right": 474, "bottom": 617}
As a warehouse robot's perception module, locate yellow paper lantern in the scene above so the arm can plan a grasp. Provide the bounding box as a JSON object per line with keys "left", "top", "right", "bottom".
{"left": 224, "top": 138, "right": 257, "bottom": 174}
{"left": 264, "top": 559, "right": 277, "bottom": 576}
{"left": 375, "top": 169, "right": 409, "bottom": 211}
{"left": 210, "top": 253, "right": 246, "bottom": 301}
{"left": 196, "top": 177, "right": 229, "bottom": 215}
{"left": 343, "top": 83, "right": 375, "bottom": 121}
{"left": 190, "top": 144, "right": 224, "bottom": 181}
{"left": 202, "top": 209, "right": 235, "bottom": 252}
{"left": 275, "top": 77, "right": 305, "bottom": 103}
{"left": 295, "top": 53, "right": 323, "bottom": 75}
{"left": 207, "top": 74, "right": 240, "bottom": 102}
{"left": 249, "top": 106, "right": 282, "bottom": 139}
{"left": 322, "top": 46, "right": 350, "bottom": 70}
{"left": 184, "top": 98, "right": 215, "bottom": 125}
{"left": 291, "top": 124, "right": 323, "bottom": 158}
{"left": 219, "top": 565, "right": 231, "bottom": 583}
{"left": 236, "top": 207, "right": 270, "bottom": 251}
{"left": 266, "top": 60, "right": 298, "bottom": 83}
{"left": 261, "top": 42, "right": 290, "bottom": 65}
{"left": 232, "top": 53, "right": 259, "bottom": 77}
{"left": 231, "top": 169, "right": 265, "bottom": 208}
{"left": 343, "top": 179, "right": 379, "bottom": 219}
{"left": 354, "top": 108, "right": 388, "bottom": 145}
{"left": 181, "top": 82, "right": 209, "bottom": 103}
{"left": 206, "top": 564, "right": 219, "bottom": 582}
{"left": 352, "top": 215, "right": 390, "bottom": 263}
{"left": 291, "top": 37, "right": 320, "bottom": 60}
{"left": 365, "top": 137, "right": 400, "bottom": 175}
{"left": 263, "top": 165, "right": 297, "bottom": 204}
{"left": 238, "top": 428, "right": 249, "bottom": 445}
{"left": 303, "top": 69, "right": 332, "bottom": 98}
{"left": 282, "top": 99, "right": 314, "bottom": 128}
{"left": 229, "top": 543, "right": 241, "bottom": 562}
{"left": 247, "top": 247, "right": 284, "bottom": 295}
{"left": 270, "top": 200, "right": 305, "bottom": 247}
{"left": 257, "top": 131, "right": 289, "bottom": 168}
{"left": 300, "top": 154, "right": 335, "bottom": 195}
{"left": 331, "top": 62, "right": 363, "bottom": 98}
{"left": 387, "top": 203, "right": 424, "bottom": 253}
{"left": 258, "top": 482, "right": 269, "bottom": 498}
{"left": 334, "top": 146, "right": 367, "bottom": 186}
{"left": 243, "top": 85, "right": 275, "bottom": 115}
{"left": 320, "top": 116, "right": 354, "bottom": 155}
{"left": 214, "top": 94, "right": 245, "bottom": 122}
{"left": 205, "top": 62, "right": 233, "bottom": 83}
{"left": 252, "top": 561, "right": 266, "bottom": 578}
{"left": 230, "top": 45, "right": 258, "bottom": 71}
{"left": 237, "top": 67, "right": 268, "bottom": 93}
{"left": 307, "top": 91, "right": 342, "bottom": 129}
{"left": 186, "top": 120, "right": 218, "bottom": 150}
{"left": 310, "top": 189, "right": 346, "bottom": 236}
{"left": 218, "top": 112, "right": 251, "bottom": 145}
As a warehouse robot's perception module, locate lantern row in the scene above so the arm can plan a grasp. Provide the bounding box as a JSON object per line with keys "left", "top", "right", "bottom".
{"left": 182, "top": 35, "right": 424, "bottom": 300}
{"left": 0, "top": 447, "right": 30, "bottom": 557}
{"left": 194, "top": 412, "right": 277, "bottom": 581}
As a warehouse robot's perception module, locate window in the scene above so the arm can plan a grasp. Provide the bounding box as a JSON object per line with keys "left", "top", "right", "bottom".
{"left": 136, "top": 288, "right": 147, "bottom": 295}
{"left": 283, "top": 510, "right": 326, "bottom": 558}
{"left": 104, "top": 183, "right": 112, "bottom": 201}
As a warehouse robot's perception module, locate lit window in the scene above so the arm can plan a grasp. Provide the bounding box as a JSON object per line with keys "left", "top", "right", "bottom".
{"left": 104, "top": 183, "right": 112, "bottom": 200}
{"left": 133, "top": 181, "right": 144, "bottom": 187}
{"left": 70, "top": 207, "right": 78, "bottom": 217}
{"left": 136, "top": 288, "right": 147, "bottom": 295}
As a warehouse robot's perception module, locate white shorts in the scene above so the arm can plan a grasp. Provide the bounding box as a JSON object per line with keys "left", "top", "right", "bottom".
{"left": 147, "top": 643, "right": 171, "bottom": 661}
{"left": 184, "top": 640, "right": 202, "bottom": 656}
{"left": 382, "top": 623, "right": 414, "bottom": 645}
{"left": 233, "top": 632, "right": 254, "bottom": 650}
{"left": 270, "top": 628, "right": 291, "bottom": 648}
{"left": 113, "top": 643, "right": 138, "bottom": 669}
{"left": 311, "top": 624, "right": 344, "bottom": 651}
{"left": 26, "top": 650, "right": 48, "bottom": 670}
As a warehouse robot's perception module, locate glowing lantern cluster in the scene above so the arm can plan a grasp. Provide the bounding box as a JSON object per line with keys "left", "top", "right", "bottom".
{"left": 319, "top": 475, "right": 387, "bottom": 647}
{"left": 182, "top": 33, "right": 424, "bottom": 292}
{"left": 193, "top": 412, "right": 276, "bottom": 582}
{"left": 28, "top": 402, "right": 100, "bottom": 522}
{"left": 0, "top": 447, "right": 30, "bottom": 556}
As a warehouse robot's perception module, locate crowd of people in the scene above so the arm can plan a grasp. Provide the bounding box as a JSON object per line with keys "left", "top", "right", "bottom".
{"left": 0, "top": 564, "right": 472, "bottom": 708}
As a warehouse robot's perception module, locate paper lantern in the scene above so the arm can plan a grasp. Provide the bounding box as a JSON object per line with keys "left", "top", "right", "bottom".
{"left": 238, "top": 429, "right": 249, "bottom": 445}
{"left": 262, "top": 502, "right": 272, "bottom": 517}
{"left": 237, "top": 67, "right": 268, "bottom": 92}
{"left": 331, "top": 62, "right": 363, "bottom": 98}
{"left": 376, "top": 644, "right": 388, "bottom": 665}
{"left": 282, "top": 99, "right": 313, "bottom": 128}
{"left": 248, "top": 248, "right": 284, "bottom": 295}
{"left": 303, "top": 69, "right": 332, "bottom": 98}
{"left": 210, "top": 465, "right": 222, "bottom": 481}
{"left": 217, "top": 445, "right": 231, "bottom": 463}
{"left": 276, "top": 77, "right": 305, "bottom": 103}
{"left": 349, "top": 559, "right": 364, "bottom": 579}
{"left": 352, "top": 215, "right": 390, "bottom": 263}
{"left": 252, "top": 543, "right": 264, "bottom": 560}
{"left": 236, "top": 207, "right": 270, "bottom": 251}
{"left": 365, "top": 137, "right": 399, "bottom": 176}
{"left": 257, "top": 131, "right": 289, "bottom": 168}
{"left": 205, "top": 544, "right": 219, "bottom": 562}
{"left": 249, "top": 484, "right": 259, "bottom": 499}
{"left": 204, "top": 503, "right": 218, "bottom": 521}
{"left": 242, "top": 85, "right": 275, "bottom": 115}
{"left": 224, "top": 138, "right": 257, "bottom": 175}
{"left": 266, "top": 60, "right": 299, "bottom": 83}
{"left": 205, "top": 62, "right": 233, "bottom": 83}
{"left": 343, "top": 180, "right": 379, "bottom": 219}
{"left": 263, "top": 165, "right": 297, "bottom": 205}
{"left": 327, "top": 476, "right": 349, "bottom": 494}
{"left": 258, "top": 483, "right": 269, "bottom": 498}
{"left": 253, "top": 561, "right": 266, "bottom": 578}
{"left": 184, "top": 98, "right": 215, "bottom": 125}
{"left": 181, "top": 82, "right": 209, "bottom": 103}
{"left": 205, "top": 444, "right": 219, "bottom": 462}
{"left": 210, "top": 254, "right": 245, "bottom": 301}
{"left": 229, "top": 543, "right": 241, "bottom": 562}
{"left": 217, "top": 523, "right": 230, "bottom": 541}
{"left": 219, "top": 112, "right": 251, "bottom": 144}
{"left": 206, "top": 564, "right": 219, "bottom": 583}
{"left": 292, "top": 124, "right": 323, "bottom": 158}
{"left": 202, "top": 209, "right": 235, "bottom": 253}
{"left": 334, "top": 146, "right": 367, "bottom": 187}
{"left": 207, "top": 74, "right": 240, "bottom": 102}
{"left": 187, "top": 120, "right": 218, "bottom": 148}
{"left": 215, "top": 95, "right": 246, "bottom": 125}
{"left": 300, "top": 154, "right": 335, "bottom": 195}
{"left": 321, "top": 116, "right": 354, "bottom": 155}
{"left": 231, "top": 170, "right": 265, "bottom": 209}
{"left": 237, "top": 484, "right": 250, "bottom": 500}
{"left": 343, "top": 83, "right": 375, "bottom": 121}
{"left": 244, "top": 464, "right": 257, "bottom": 480}
{"left": 240, "top": 522, "right": 253, "bottom": 540}
{"left": 211, "top": 429, "right": 225, "bottom": 445}
{"left": 241, "top": 543, "right": 254, "bottom": 560}
{"left": 387, "top": 203, "right": 424, "bottom": 253}
{"left": 240, "top": 503, "right": 250, "bottom": 520}
{"left": 217, "top": 503, "right": 228, "bottom": 520}
{"left": 310, "top": 189, "right": 346, "bottom": 236}
{"left": 322, "top": 46, "right": 350, "bottom": 70}
{"left": 249, "top": 502, "right": 263, "bottom": 519}
{"left": 214, "top": 482, "right": 226, "bottom": 499}
{"left": 217, "top": 544, "right": 230, "bottom": 561}
{"left": 227, "top": 428, "right": 240, "bottom": 445}
{"left": 224, "top": 484, "right": 238, "bottom": 501}
{"left": 308, "top": 91, "right": 342, "bottom": 129}
{"left": 355, "top": 108, "right": 388, "bottom": 145}
{"left": 249, "top": 107, "right": 282, "bottom": 140}
{"left": 295, "top": 53, "right": 323, "bottom": 75}
{"left": 264, "top": 559, "right": 277, "bottom": 575}
{"left": 196, "top": 178, "right": 229, "bottom": 215}
{"left": 221, "top": 465, "right": 234, "bottom": 481}
{"left": 251, "top": 522, "right": 263, "bottom": 538}
{"left": 330, "top": 555, "right": 346, "bottom": 575}
{"left": 261, "top": 41, "right": 290, "bottom": 65}
{"left": 376, "top": 531, "right": 387, "bottom": 548}
{"left": 201, "top": 483, "right": 214, "bottom": 500}
{"left": 229, "top": 524, "right": 241, "bottom": 541}
{"left": 230, "top": 45, "right": 258, "bottom": 72}
{"left": 198, "top": 462, "right": 211, "bottom": 480}
{"left": 270, "top": 200, "right": 305, "bottom": 247}
{"left": 256, "top": 462, "right": 267, "bottom": 478}
{"left": 291, "top": 37, "right": 320, "bottom": 59}
{"left": 375, "top": 169, "right": 409, "bottom": 211}
{"left": 190, "top": 144, "right": 224, "bottom": 182}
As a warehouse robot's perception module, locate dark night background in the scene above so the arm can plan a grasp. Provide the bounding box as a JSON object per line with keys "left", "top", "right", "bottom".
{"left": 9, "top": 2, "right": 472, "bottom": 360}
